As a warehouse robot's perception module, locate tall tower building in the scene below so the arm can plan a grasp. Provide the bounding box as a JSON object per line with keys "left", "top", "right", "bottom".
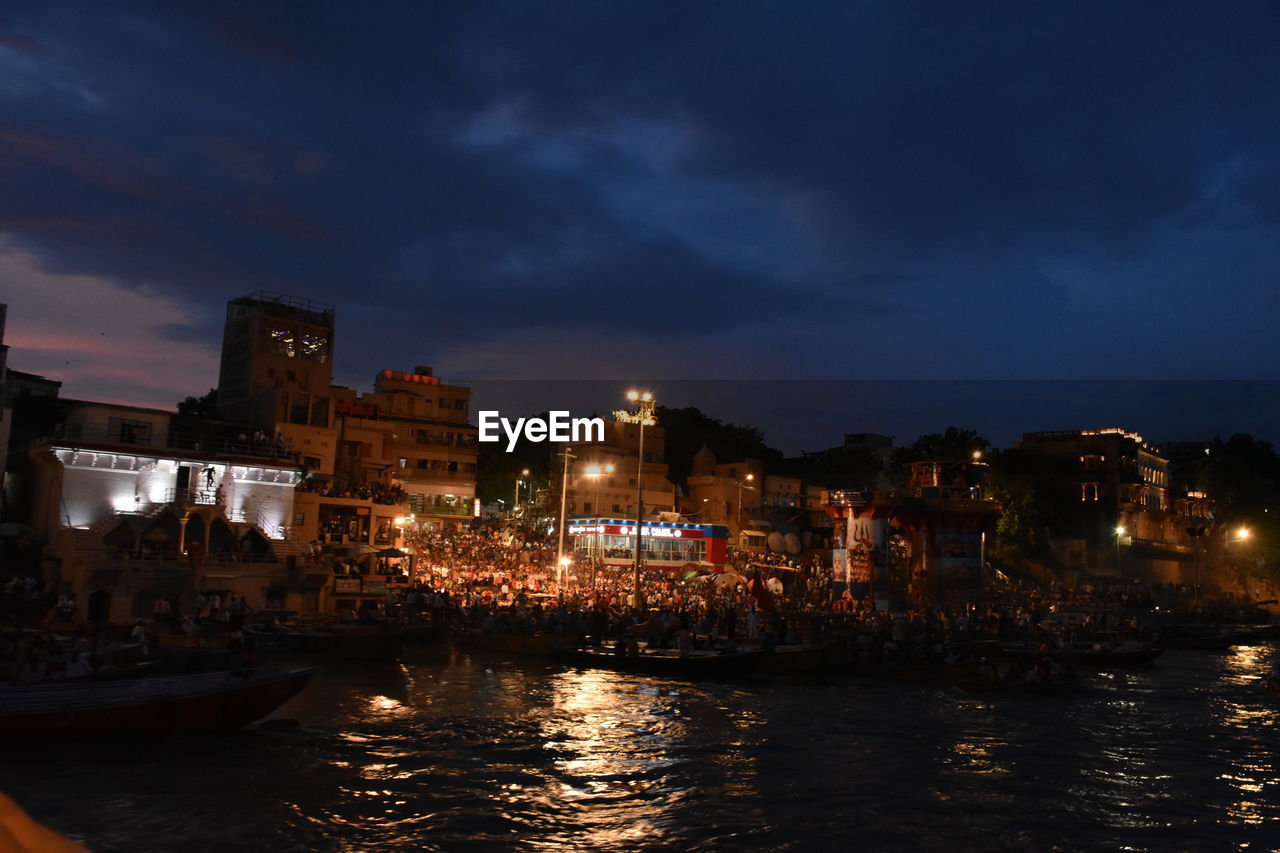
{"left": 217, "top": 291, "right": 335, "bottom": 427}
{"left": 216, "top": 291, "right": 338, "bottom": 472}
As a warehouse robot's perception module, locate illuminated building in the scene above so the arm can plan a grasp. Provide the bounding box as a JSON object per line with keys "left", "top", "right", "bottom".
{"left": 1017, "top": 428, "right": 1196, "bottom": 582}
{"left": 555, "top": 420, "right": 676, "bottom": 521}
{"left": 27, "top": 401, "right": 309, "bottom": 622}
{"left": 216, "top": 291, "right": 338, "bottom": 475}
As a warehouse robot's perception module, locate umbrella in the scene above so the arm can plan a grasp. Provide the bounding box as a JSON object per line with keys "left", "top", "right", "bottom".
{"left": 377, "top": 547, "right": 408, "bottom": 558}
{"left": 715, "top": 571, "right": 747, "bottom": 588}
{"left": 342, "top": 543, "right": 377, "bottom": 557}
{"left": 766, "top": 577, "right": 784, "bottom": 595}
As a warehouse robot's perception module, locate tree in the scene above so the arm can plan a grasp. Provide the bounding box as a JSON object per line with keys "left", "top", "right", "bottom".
{"left": 177, "top": 388, "right": 218, "bottom": 418}
{"left": 984, "top": 448, "right": 1075, "bottom": 568}
{"left": 1189, "top": 435, "right": 1280, "bottom": 578}
{"left": 658, "top": 406, "right": 784, "bottom": 488}
{"left": 474, "top": 411, "right": 553, "bottom": 506}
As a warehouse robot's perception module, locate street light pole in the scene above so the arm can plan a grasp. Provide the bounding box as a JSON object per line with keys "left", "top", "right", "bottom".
{"left": 1115, "top": 525, "right": 1125, "bottom": 575}
{"left": 614, "top": 390, "right": 656, "bottom": 611}
{"left": 556, "top": 450, "right": 575, "bottom": 590}
{"left": 514, "top": 467, "right": 530, "bottom": 519}
{"left": 736, "top": 473, "right": 756, "bottom": 535}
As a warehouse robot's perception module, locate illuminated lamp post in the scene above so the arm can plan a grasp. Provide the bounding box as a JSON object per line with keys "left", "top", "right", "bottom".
{"left": 1230, "top": 526, "right": 1252, "bottom": 602}
{"left": 514, "top": 468, "right": 530, "bottom": 520}
{"left": 584, "top": 463, "right": 614, "bottom": 518}
{"left": 736, "top": 473, "right": 757, "bottom": 536}
{"left": 614, "top": 390, "right": 656, "bottom": 611}
{"left": 1114, "top": 525, "right": 1126, "bottom": 575}
{"left": 556, "top": 449, "right": 575, "bottom": 589}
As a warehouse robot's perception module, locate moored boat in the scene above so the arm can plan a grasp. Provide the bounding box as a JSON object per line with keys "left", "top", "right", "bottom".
{"left": 301, "top": 625, "right": 403, "bottom": 661}
{"left": 0, "top": 667, "right": 313, "bottom": 738}
{"left": 1002, "top": 643, "right": 1161, "bottom": 668}
{"left": 451, "top": 628, "right": 563, "bottom": 657}
{"left": 757, "top": 644, "right": 826, "bottom": 675}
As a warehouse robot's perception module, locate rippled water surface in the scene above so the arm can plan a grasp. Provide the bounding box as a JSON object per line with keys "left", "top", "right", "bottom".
{"left": 5, "top": 644, "right": 1280, "bottom": 852}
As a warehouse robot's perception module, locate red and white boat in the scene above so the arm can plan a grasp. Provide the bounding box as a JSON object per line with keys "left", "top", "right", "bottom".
{"left": 0, "top": 667, "right": 313, "bottom": 738}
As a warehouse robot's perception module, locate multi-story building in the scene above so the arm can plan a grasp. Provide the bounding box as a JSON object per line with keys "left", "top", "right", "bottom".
{"left": 1016, "top": 428, "right": 1197, "bottom": 582}
{"left": 305, "top": 366, "right": 478, "bottom": 543}
{"left": 827, "top": 458, "right": 1000, "bottom": 609}
{"left": 557, "top": 420, "right": 676, "bottom": 522}
{"left": 681, "top": 448, "right": 811, "bottom": 546}
{"left": 216, "top": 291, "right": 339, "bottom": 475}
{"left": 27, "top": 400, "right": 311, "bottom": 622}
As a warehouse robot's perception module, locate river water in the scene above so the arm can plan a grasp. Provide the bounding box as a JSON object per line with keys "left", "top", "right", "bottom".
{"left": 4, "top": 643, "right": 1279, "bottom": 852}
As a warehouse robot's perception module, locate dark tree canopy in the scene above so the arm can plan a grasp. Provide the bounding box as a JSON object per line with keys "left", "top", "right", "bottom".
{"left": 658, "top": 406, "right": 784, "bottom": 488}
{"left": 176, "top": 388, "right": 218, "bottom": 418}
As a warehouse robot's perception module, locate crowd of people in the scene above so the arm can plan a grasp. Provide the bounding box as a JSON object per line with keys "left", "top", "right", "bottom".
{"left": 299, "top": 478, "right": 408, "bottom": 506}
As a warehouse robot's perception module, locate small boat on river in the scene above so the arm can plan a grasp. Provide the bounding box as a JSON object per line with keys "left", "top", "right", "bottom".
{"left": 0, "top": 667, "right": 313, "bottom": 738}
{"left": 1002, "top": 643, "right": 1161, "bottom": 668}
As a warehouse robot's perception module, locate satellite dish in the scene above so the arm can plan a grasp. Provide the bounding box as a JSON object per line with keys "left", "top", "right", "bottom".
{"left": 785, "top": 533, "right": 802, "bottom": 555}
{"left": 767, "top": 532, "right": 785, "bottom": 553}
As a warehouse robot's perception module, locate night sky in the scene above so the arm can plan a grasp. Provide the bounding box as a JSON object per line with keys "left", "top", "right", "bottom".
{"left": 2, "top": 2, "right": 1279, "bottom": 452}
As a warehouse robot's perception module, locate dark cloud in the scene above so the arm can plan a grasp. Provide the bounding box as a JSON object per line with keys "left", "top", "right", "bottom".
{"left": 1, "top": 0, "right": 1279, "bottom": 399}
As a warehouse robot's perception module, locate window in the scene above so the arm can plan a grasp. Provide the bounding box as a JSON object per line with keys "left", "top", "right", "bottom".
{"left": 110, "top": 418, "right": 151, "bottom": 445}
{"left": 294, "top": 512, "right": 305, "bottom": 527}
{"left": 399, "top": 457, "right": 408, "bottom": 469}
{"left": 439, "top": 398, "right": 449, "bottom": 408}
{"left": 1081, "top": 482, "right": 1100, "bottom": 502}
{"left": 454, "top": 399, "right": 466, "bottom": 411}
{"left": 416, "top": 459, "right": 429, "bottom": 469}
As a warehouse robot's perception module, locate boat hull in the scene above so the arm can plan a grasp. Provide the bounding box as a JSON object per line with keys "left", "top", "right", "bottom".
{"left": 0, "top": 668, "right": 313, "bottom": 738}
{"left": 452, "top": 629, "right": 562, "bottom": 657}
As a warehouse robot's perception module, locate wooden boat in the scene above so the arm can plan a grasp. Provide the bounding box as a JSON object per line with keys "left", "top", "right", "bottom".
{"left": 301, "top": 625, "right": 403, "bottom": 661}
{"left": 0, "top": 667, "right": 313, "bottom": 738}
{"left": 1002, "top": 643, "right": 1162, "bottom": 668}
{"left": 554, "top": 645, "right": 768, "bottom": 677}
{"left": 451, "top": 628, "right": 563, "bottom": 657}
{"left": 1159, "top": 632, "right": 1235, "bottom": 651}
{"left": 399, "top": 620, "right": 452, "bottom": 645}
{"left": 757, "top": 644, "right": 826, "bottom": 675}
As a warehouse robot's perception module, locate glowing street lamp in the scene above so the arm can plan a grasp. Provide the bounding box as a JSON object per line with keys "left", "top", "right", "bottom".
{"left": 614, "top": 390, "right": 656, "bottom": 610}
{"left": 584, "top": 462, "right": 614, "bottom": 517}
{"left": 514, "top": 468, "right": 531, "bottom": 518}
{"left": 555, "top": 450, "right": 575, "bottom": 586}
{"left": 737, "top": 473, "right": 757, "bottom": 534}
{"left": 1115, "top": 524, "right": 1127, "bottom": 574}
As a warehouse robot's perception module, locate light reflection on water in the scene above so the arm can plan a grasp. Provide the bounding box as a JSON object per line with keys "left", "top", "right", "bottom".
{"left": 1, "top": 643, "right": 1278, "bottom": 852}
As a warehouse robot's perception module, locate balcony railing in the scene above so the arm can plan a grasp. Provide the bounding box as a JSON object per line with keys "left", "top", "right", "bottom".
{"left": 52, "top": 424, "right": 297, "bottom": 463}
{"left": 164, "top": 488, "right": 221, "bottom": 507}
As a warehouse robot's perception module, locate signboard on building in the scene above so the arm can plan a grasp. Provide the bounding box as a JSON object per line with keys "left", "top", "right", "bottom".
{"left": 934, "top": 530, "right": 983, "bottom": 587}
{"left": 832, "top": 548, "right": 848, "bottom": 584}
{"left": 848, "top": 516, "right": 886, "bottom": 584}
{"left": 334, "top": 578, "right": 362, "bottom": 594}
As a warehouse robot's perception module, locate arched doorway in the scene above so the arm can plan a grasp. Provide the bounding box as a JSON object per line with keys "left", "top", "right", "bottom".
{"left": 103, "top": 521, "right": 138, "bottom": 558}
{"left": 238, "top": 528, "right": 271, "bottom": 560}
{"left": 208, "top": 517, "right": 236, "bottom": 559}
{"left": 184, "top": 512, "right": 207, "bottom": 547}
{"left": 87, "top": 588, "right": 112, "bottom": 622}
{"left": 141, "top": 512, "right": 182, "bottom": 558}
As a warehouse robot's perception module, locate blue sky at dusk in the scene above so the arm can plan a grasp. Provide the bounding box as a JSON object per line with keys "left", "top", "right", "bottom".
{"left": 1, "top": 2, "right": 1279, "bottom": 449}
